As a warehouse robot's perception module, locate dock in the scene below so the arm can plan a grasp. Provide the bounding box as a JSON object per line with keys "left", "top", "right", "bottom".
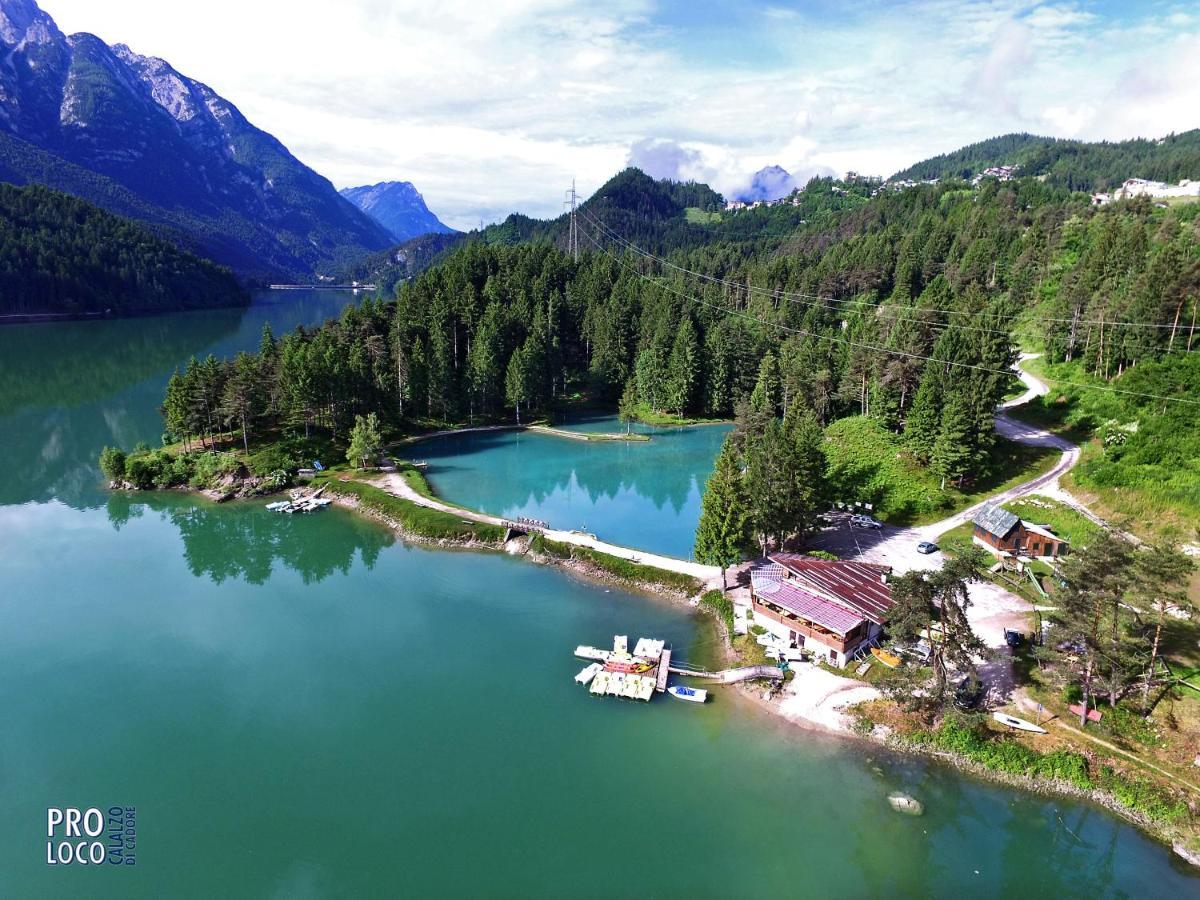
{"left": 573, "top": 635, "right": 783, "bottom": 703}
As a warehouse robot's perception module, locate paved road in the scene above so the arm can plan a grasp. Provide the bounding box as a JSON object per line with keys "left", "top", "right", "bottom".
{"left": 807, "top": 355, "right": 1080, "bottom": 649}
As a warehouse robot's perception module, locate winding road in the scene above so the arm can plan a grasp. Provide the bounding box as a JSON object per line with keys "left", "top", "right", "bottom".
{"left": 807, "top": 354, "right": 1086, "bottom": 651}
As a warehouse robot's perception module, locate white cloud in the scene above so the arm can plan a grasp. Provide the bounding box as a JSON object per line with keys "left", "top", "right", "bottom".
{"left": 38, "top": 0, "right": 1200, "bottom": 228}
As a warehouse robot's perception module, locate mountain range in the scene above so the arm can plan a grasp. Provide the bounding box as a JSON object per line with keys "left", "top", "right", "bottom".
{"left": 0, "top": 0, "right": 392, "bottom": 279}
{"left": 340, "top": 181, "right": 456, "bottom": 243}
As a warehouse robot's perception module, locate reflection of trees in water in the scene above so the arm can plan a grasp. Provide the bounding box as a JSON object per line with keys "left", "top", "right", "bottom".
{"left": 109, "top": 494, "right": 393, "bottom": 586}
{"left": 2, "top": 291, "right": 357, "bottom": 510}
{"left": 0, "top": 309, "right": 244, "bottom": 417}
{"left": 422, "top": 426, "right": 729, "bottom": 517}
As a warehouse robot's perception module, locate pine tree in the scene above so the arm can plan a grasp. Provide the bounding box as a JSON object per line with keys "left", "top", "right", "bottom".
{"left": 617, "top": 379, "right": 638, "bottom": 433}
{"left": 665, "top": 315, "right": 700, "bottom": 416}
{"left": 930, "top": 392, "right": 974, "bottom": 488}
{"left": 220, "top": 352, "right": 265, "bottom": 453}
{"left": 784, "top": 405, "right": 829, "bottom": 541}
{"left": 694, "top": 439, "right": 753, "bottom": 590}
{"left": 635, "top": 346, "right": 667, "bottom": 412}
{"left": 886, "top": 548, "right": 987, "bottom": 709}
{"left": 505, "top": 345, "right": 530, "bottom": 425}
{"left": 347, "top": 412, "right": 383, "bottom": 468}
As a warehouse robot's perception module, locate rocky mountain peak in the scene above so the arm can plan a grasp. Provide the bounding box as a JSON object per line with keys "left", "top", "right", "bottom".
{"left": 0, "top": 0, "right": 60, "bottom": 47}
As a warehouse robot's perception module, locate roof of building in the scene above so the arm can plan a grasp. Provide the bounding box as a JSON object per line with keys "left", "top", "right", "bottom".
{"left": 751, "top": 568, "right": 864, "bottom": 635}
{"left": 768, "top": 554, "right": 894, "bottom": 624}
{"left": 1020, "top": 520, "right": 1060, "bottom": 541}
{"left": 973, "top": 504, "right": 1020, "bottom": 540}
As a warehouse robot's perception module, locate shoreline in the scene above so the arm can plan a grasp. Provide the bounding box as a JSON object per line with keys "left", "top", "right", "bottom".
{"left": 114, "top": 476, "right": 1200, "bottom": 867}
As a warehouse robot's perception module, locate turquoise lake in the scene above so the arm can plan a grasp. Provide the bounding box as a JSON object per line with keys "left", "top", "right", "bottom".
{"left": 0, "top": 292, "right": 1197, "bottom": 897}
{"left": 415, "top": 416, "right": 731, "bottom": 559}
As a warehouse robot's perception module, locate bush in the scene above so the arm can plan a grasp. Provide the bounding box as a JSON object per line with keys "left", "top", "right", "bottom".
{"left": 1101, "top": 705, "right": 1158, "bottom": 747}
{"left": 190, "top": 451, "right": 241, "bottom": 488}
{"left": 98, "top": 446, "right": 126, "bottom": 481}
{"left": 700, "top": 590, "right": 735, "bottom": 641}
{"left": 123, "top": 450, "right": 188, "bottom": 490}
{"left": 248, "top": 444, "right": 303, "bottom": 477}
{"left": 1095, "top": 766, "right": 1189, "bottom": 824}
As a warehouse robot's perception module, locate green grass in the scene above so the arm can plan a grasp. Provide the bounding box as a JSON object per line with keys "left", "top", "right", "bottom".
{"left": 628, "top": 402, "right": 728, "bottom": 427}
{"left": 322, "top": 478, "right": 506, "bottom": 544}
{"left": 532, "top": 535, "right": 701, "bottom": 595}
{"left": 1010, "top": 355, "right": 1200, "bottom": 542}
{"left": 824, "top": 416, "right": 1059, "bottom": 526}
{"left": 684, "top": 207, "right": 722, "bottom": 225}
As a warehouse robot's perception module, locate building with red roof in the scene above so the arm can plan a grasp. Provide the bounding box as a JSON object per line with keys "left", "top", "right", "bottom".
{"left": 748, "top": 554, "right": 895, "bottom": 666}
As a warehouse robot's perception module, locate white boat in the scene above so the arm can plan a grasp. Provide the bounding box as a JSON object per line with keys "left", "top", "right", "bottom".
{"left": 668, "top": 685, "right": 707, "bottom": 704}
{"left": 574, "top": 663, "right": 602, "bottom": 685}
{"left": 265, "top": 501, "right": 290, "bottom": 511}
{"left": 993, "top": 712, "right": 1047, "bottom": 734}
{"left": 574, "top": 645, "right": 610, "bottom": 661}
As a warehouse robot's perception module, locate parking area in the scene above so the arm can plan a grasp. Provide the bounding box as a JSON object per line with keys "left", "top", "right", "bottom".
{"left": 806, "top": 511, "right": 1035, "bottom": 652}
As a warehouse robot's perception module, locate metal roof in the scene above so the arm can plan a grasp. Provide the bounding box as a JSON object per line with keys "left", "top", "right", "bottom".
{"left": 751, "top": 567, "right": 864, "bottom": 635}
{"left": 769, "top": 554, "right": 895, "bottom": 624}
{"left": 972, "top": 504, "right": 1020, "bottom": 539}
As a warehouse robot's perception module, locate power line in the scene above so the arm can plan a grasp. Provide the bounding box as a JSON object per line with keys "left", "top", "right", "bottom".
{"left": 578, "top": 206, "right": 1190, "bottom": 336}
{"left": 577, "top": 223, "right": 1200, "bottom": 407}
{"left": 564, "top": 180, "right": 579, "bottom": 264}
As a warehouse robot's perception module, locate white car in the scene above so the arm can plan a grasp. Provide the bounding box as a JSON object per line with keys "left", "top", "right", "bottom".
{"left": 850, "top": 514, "right": 883, "bottom": 529}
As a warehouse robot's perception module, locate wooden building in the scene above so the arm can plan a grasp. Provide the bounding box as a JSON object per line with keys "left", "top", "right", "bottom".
{"left": 748, "top": 555, "right": 894, "bottom": 666}
{"left": 972, "top": 505, "right": 1069, "bottom": 558}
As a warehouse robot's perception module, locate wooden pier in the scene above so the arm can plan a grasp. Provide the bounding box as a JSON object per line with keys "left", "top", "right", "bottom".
{"left": 656, "top": 649, "right": 671, "bottom": 693}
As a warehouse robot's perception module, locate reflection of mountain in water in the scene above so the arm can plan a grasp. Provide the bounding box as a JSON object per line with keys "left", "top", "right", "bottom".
{"left": 108, "top": 493, "right": 394, "bottom": 586}
{"left": 0, "top": 291, "right": 357, "bottom": 509}
{"left": 0, "top": 310, "right": 242, "bottom": 417}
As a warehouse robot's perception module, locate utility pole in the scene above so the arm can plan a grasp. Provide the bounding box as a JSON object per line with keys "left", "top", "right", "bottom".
{"left": 564, "top": 179, "right": 579, "bottom": 262}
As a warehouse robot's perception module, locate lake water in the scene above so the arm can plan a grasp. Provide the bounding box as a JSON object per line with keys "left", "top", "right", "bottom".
{"left": 416, "top": 417, "right": 731, "bottom": 559}
{"left": 0, "top": 292, "right": 1196, "bottom": 897}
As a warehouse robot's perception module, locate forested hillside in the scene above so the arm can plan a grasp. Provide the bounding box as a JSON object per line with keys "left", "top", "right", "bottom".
{"left": 0, "top": 184, "right": 245, "bottom": 316}
{"left": 893, "top": 130, "right": 1200, "bottom": 192}
{"left": 151, "top": 170, "right": 1198, "bottom": 537}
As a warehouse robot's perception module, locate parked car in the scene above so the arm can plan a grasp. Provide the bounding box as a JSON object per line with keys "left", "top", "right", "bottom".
{"left": 1004, "top": 628, "right": 1026, "bottom": 648}
{"left": 954, "top": 674, "right": 985, "bottom": 711}
{"left": 916, "top": 541, "right": 939, "bottom": 554}
{"left": 850, "top": 514, "right": 883, "bottom": 529}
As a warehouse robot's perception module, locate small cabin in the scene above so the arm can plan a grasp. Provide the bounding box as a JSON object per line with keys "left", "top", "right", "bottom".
{"left": 972, "top": 505, "right": 1069, "bottom": 558}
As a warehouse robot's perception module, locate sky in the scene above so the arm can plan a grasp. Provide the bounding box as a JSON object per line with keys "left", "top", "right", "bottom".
{"left": 42, "top": 0, "right": 1200, "bottom": 229}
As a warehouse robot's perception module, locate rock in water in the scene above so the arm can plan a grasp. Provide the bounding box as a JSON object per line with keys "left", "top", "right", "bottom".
{"left": 887, "top": 792, "right": 924, "bottom": 816}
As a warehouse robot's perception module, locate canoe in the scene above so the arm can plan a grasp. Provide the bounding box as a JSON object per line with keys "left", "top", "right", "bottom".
{"left": 871, "top": 647, "right": 902, "bottom": 668}
{"left": 993, "top": 712, "right": 1047, "bottom": 734}
{"left": 668, "top": 685, "right": 707, "bottom": 704}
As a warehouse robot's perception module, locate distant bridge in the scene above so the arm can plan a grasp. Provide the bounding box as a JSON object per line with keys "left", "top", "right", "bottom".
{"left": 268, "top": 284, "right": 377, "bottom": 291}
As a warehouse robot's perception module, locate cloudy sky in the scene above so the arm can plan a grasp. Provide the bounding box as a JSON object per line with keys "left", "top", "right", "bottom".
{"left": 45, "top": 0, "right": 1200, "bottom": 229}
